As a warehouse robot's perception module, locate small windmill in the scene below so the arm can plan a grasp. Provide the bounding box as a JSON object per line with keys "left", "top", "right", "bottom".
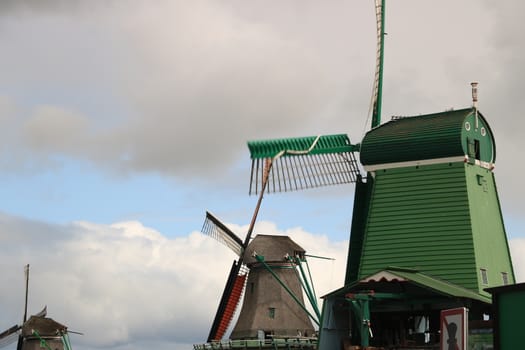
{"left": 0, "top": 265, "right": 75, "bottom": 350}
{"left": 201, "top": 157, "right": 273, "bottom": 342}
{"left": 202, "top": 145, "right": 329, "bottom": 340}
{"left": 202, "top": 208, "right": 320, "bottom": 340}
{"left": 230, "top": 234, "right": 317, "bottom": 339}
{"left": 203, "top": 224, "right": 319, "bottom": 340}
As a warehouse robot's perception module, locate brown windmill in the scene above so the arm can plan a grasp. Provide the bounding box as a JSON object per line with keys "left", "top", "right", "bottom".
{"left": 202, "top": 212, "right": 319, "bottom": 342}
{"left": 230, "top": 234, "right": 316, "bottom": 340}
{"left": 0, "top": 266, "right": 75, "bottom": 350}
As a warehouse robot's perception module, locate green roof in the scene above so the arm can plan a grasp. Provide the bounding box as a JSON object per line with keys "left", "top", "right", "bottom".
{"left": 387, "top": 268, "right": 491, "bottom": 303}
{"left": 325, "top": 267, "right": 491, "bottom": 304}
{"left": 360, "top": 108, "right": 496, "bottom": 165}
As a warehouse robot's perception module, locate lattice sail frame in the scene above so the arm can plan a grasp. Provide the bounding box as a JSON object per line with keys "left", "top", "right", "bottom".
{"left": 247, "top": 134, "right": 361, "bottom": 194}
{"left": 202, "top": 211, "right": 244, "bottom": 257}
{"left": 207, "top": 262, "right": 249, "bottom": 342}
{"left": 200, "top": 212, "right": 251, "bottom": 342}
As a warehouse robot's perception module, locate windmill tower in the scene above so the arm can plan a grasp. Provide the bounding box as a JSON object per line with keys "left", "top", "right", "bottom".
{"left": 230, "top": 234, "right": 315, "bottom": 339}
{"left": 201, "top": 212, "right": 319, "bottom": 343}
{"left": 241, "top": 1, "right": 515, "bottom": 348}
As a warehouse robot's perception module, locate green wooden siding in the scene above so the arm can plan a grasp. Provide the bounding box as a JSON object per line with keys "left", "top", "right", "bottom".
{"left": 356, "top": 161, "right": 514, "bottom": 294}
{"left": 358, "top": 162, "right": 479, "bottom": 291}
{"left": 345, "top": 178, "right": 373, "bottom": 285}
{"left": 465, "top": 165, "right": 514, "bottom": 290}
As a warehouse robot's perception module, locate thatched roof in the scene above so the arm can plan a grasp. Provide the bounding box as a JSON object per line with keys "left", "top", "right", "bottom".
{"left": 21, "top": 316, "right": 67, "bottom": 337}
{"left": 242, "top": 234, "right": 305, "bottom": 265}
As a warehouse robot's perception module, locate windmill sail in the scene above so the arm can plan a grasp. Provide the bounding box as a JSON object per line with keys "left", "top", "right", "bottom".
{"left": 369, "top": 0, "right": 386, "bottom": 128}
{"left": 202, "top": 212, "right": 244, "bottom": 256}
{"left": 207, "top": 261, "right": 248, "bottom": 342}
{"left": 0, "top": 325, "right": 21, "bottom": 349}
{"left": 201, "top": 213, "right": 249, "bottom": 342}
{"left": 248, "top": 134, "right": 361, "bottom": 194}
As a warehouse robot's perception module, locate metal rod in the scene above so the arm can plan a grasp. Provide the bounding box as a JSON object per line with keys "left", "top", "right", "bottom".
{"left": 305, "top": 154, "right": 320, "bottom": 188}
{"left": 296, "top": 259, "right": 321, "bottom": 320}
{"left": 318, "top": 154, "right": 334, "bottom": 186}
{"left": 312, "top": 154, "right": 326, "bottom": 187}
{"left": 279, "top": 158, "right": 288, "bottom": 193}
{"left": 249, "top": 159, "right": 255, "bottom": 195}
{"left": 274, "top": 157, "right": 282, "bottom": 193}
{"left": 254, "top": 159, "right": 260, "bottom": 195}
{"left": 23, "top": 264, "right": 29, "bottom": 324}
{"left": 305, "top": 254, "right": 335, "bottom": 261}
{"left": 292, "top": 262, "right": 316, "bottom": 317}
{"left": 269, "top": 160, "right": 276, "bottom": 193}
{"left": 292, "top": 156, "right": 305, "bottom": 190}
{"left": 304, "top": 259, "right": 318, "bottom": 302}
{"left": 329, "top": 153, "right": 344, "bottom": 184}
{"left": 285, "top": 156, "right": 299, "bottom": 191}
{"left": 300, "top": 156, "right": 313, "bottom": 189}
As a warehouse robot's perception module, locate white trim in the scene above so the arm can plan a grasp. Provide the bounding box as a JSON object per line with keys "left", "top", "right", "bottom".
{"left": 363, "top": 156, "right": 465, "bottom": 172}
{"left": 473, "top": 159, "right": 493, "bottom": 170}
{"left": 360, "top": 271, "right": 408, "bottom": 283}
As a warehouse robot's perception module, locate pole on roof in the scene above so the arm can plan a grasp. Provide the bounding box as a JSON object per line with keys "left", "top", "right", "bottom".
{"left": 23, "top": 264, "right": 29, "bottom": 324}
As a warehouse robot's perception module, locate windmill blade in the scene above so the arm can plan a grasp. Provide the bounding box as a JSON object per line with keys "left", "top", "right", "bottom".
{"left": 0, "top": 325, "right": 21, "bottom": 348}
{"left": 207, "top": 261, "right": 249, "bottom": 342}
{"left": 248, "top": 134, "right": 361, "bottom": 194}
{"left": 202, "top": 211, "right": 244, "bottom": 256}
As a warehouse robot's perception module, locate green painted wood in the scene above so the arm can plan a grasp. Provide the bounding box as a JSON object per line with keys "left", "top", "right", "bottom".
{"left": 356, "top": 162, "right": 513, "bottom": 294}
{"left": 345, "top": 177, "right": 373, "bottom": 285}
{"left": 465, "top": 165, "right": 515, "bottom": 289}
{"left": 487, "top": 285, "right": 525, "bottom": 349}
{"left": 247, "top": 134, "right": 357, "bottom": 159}
{"left": 360, "top": 108, "right": 496, "bottom": 165}
{"left": 327, "top": 267, "right": 492, "bottom": 304}
{"left": 499, "top": 290, "right": 525, "bottom": 349}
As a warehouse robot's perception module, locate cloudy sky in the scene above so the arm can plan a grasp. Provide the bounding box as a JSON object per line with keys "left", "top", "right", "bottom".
{"left": 1, "top": 1, "right": 525, "bottom": 349}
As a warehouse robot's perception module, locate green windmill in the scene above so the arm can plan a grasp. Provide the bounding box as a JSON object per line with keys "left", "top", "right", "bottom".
{"left": 245, "top": 1, "right": 514, "bottom": 349}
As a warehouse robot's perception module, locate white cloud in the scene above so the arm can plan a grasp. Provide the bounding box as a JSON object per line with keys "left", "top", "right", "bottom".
{"left": 0, "top": 214, "right": 347, "bottom": 349}
{"left": 509, "top": 238, "right": 525, "bottom": 283}
{"left": 2, "top": 214, "right": 525, "bottom": 349}
{"left": 0, "top": 1, "right": 373, "bottom": 177}
{"left": 1, "top": 1, "right": 525, "bottom": 346}
{"left": 0, "top": 1, "right": 523, "bottom": 215}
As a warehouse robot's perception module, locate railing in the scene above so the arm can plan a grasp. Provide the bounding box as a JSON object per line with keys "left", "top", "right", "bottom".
{"left": 194, "top": 337, "right": 317, "bottom": 350}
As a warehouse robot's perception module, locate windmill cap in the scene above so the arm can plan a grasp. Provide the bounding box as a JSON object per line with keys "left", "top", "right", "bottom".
{"left": 360, "top": 107, "right": 496, "bottom": 166}
{"left": 243, "top": 234, "right": 305, "bottom": 265}
{"left": 22, "top": 316, "right": 67, "bottom": 337}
